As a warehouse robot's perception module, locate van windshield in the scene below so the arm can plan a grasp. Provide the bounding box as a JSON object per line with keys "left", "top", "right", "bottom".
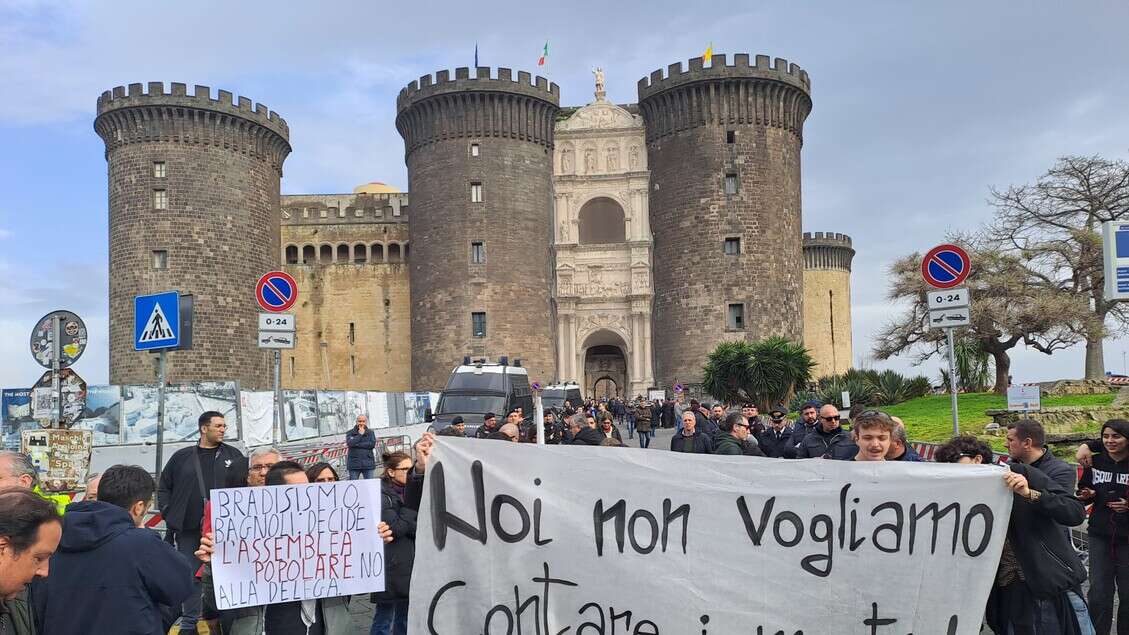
{"left": 438, "top": 394, "right": 506, "bottom": 416}
{"left": 542, "top": 389, "right": 566, "bottom": 409}
{"left": 446, "top": 372, "right": 506, "bottom": 392}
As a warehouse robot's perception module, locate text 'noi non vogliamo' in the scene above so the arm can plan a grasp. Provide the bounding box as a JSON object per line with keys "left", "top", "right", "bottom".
{"left": 409, "top": 438, "right": 1012, "bottom": 634}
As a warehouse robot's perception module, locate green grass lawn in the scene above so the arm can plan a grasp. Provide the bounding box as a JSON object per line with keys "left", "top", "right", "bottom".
{"left": 886, "top": 392, "right": 1116, "bottom": 449}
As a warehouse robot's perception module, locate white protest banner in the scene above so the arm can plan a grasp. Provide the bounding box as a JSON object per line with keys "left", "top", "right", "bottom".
{"left": 210, "top": 480, "right": 385, "bottom": 610}
{"left": 410, "top": 438, "right": 1013, "bottom": 634}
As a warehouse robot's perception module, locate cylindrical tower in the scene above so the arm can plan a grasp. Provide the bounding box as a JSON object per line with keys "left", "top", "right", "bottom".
{"left": 802, "top": 232, "right": 855, "bottom": 377}
{"left": 396, "top": 67, "right": 560, "bottom": 390}
{"left": 637, "top": 54, "right": 812, "bottom": 387}
{"left": 95, "top": 82, "right": 291, "bottom": 388}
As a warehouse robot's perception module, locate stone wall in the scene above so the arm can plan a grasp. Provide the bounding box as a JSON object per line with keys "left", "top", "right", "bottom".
{"left": 802, "top": 233, "right": 854, "bottom": 377}
{"left": 280, "top": 194, "right": 411, "bottom": 390}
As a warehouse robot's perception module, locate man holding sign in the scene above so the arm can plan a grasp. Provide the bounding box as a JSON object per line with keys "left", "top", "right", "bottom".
{"left": 200, "top": 461, "right": 391, "bottom": 635}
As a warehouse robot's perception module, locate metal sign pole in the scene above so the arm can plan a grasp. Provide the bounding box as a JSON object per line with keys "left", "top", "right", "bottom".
{"left": 946, "top": 327, "right": 960, "bottom": 436}
{"left": 274, "top": 349, "right": 284, "bottom": 444}
{"left": 155, "top": 351, "right": 167, "bottom": 482}
{"left": 534, "top": 392, "right": 545, "bottom": 445}
{"left": 51, "top": 314, "right": 62, "bottom": 428}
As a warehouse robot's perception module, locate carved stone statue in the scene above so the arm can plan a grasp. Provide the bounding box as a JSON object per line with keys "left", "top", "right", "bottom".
{"left": 606, "top": 146, "right": 619, "bottom": 171}
{"left": 629, "top": 146, "right": 640, "bottom": 170}
{"left": 592, "top": 67, "right": 606, "bottom": 100}
{"left": 559, "top": 220, "right": 568, "bottom": 242}
{"left": 584, "top": 148, "right": 597, "bottom": 173}
{"left": 561, "top": 148, "right": 573, "bottom": 173}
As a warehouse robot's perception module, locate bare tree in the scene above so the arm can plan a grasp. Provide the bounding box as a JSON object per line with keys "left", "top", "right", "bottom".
{"left": 873, "top": 243, "right": 1083, "bottom": 393}
{"left": 990, "top": 156, "right": 1129, "bottom": 378}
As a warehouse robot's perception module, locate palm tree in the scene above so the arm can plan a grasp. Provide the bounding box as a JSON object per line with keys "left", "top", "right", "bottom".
{"left": 702, "top": 337, "right": 815, "bottom": 409}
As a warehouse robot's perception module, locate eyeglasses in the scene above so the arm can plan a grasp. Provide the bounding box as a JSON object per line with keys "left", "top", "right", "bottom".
{"left": 250, "top": 463, "right": 277, "bottom": 472}
{"left": 734, "top": 423, "right": 750, "bottom": 430}
{"left": 821, "top": 415, "right": 841, "bottom": 422}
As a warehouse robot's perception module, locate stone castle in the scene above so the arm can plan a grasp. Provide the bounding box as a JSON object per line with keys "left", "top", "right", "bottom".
{"left": 97, "top": 53, "right": 855, "bottom": 396}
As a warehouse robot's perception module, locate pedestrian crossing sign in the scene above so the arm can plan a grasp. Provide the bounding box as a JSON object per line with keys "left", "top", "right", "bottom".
{"left": 134, "top": 291, "right": 181, "bottom": 351}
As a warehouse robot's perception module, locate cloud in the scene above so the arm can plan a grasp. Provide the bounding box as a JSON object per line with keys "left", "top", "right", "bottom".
{"left": 0, "top": 228, "right": 11, "bottom": 239}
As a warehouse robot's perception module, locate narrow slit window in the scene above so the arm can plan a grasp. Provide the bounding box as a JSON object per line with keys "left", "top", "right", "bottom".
{"left": 470, "top": 182, "right": 483, "bottom": 203}
{"left": 153, "top": 189, "right": 168, "bottom": 209}
{"left": 726, "top": 130, "right": 735, "bottom": 144}
{"left": 724, "top": 173, "right": 738, "bottom": 195}
{"left": 348, "top": 322, "right": 355, "bottom": 344}
{"left": 153, "top": 161, "right": 166, "bottom": 178}
{"left": 470, "top": 143, "right": 480, "bottom": 157}
{"left": 471, "top": 241, "right": 486, "bottom": 264}
{"left": 152, "top": 250, "right": 168, "bottom": 270}
{"left": 472, "top": 312, "right": 486, "bottom": 338}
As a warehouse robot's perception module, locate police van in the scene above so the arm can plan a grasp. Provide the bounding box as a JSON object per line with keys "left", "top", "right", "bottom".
{"left": 541, "top": 382, "right": 582, "bottom": 412}
{"left": 432, "top": 358, "right": 533, "bottom": 434}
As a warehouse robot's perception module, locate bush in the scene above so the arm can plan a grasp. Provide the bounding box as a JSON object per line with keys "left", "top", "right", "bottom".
{"left": 809, "top": 368, "right": 930, "bottom": 408}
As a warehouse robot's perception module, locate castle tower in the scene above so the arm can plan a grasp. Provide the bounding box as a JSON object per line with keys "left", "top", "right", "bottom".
{"left": 95, "top": 83, "right": 291, "bottom": 388}
{"left": 637, "top": 54, "right": 813, "bottom": 388}
{"left": 396, "top": 68, "right": 560, "bottom": 389}
{"left": 802, "top": 232, "right": 855, "bottom": 377}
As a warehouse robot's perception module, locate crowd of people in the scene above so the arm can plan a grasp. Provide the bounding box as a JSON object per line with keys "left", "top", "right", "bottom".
{"left": 3, "top": 402, "right": 1129, "bottom": 634}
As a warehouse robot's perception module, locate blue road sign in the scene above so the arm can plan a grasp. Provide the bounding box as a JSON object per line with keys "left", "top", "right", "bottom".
{"left": 134, "top": 291, "right": 181, "bottom": 351}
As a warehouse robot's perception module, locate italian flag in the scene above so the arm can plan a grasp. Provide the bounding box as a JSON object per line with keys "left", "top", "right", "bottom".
{"left": 538, "top": 41, "right": 549, "bottom": 66}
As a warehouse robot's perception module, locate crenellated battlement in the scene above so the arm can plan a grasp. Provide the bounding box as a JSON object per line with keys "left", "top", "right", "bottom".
{"left": 97, "top": 82, "right": 289, "bottom": 140}
{"left": 637, "top": 53, "right": 810, "bottom": 102}
{"left": 802, "top": 231, "right": 852, "bottom": 247}
{"left": 396, "top": 66, "right": 559, "bottom": 112}
{"left": 395, "top": 66, "right": 560, "bottom": 155}
{"left": 803, "top": 232, "right": 855, "bottom": 271}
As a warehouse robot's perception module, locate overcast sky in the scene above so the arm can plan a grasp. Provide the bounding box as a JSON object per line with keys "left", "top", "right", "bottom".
{"left": 1, "top": 0, "right": 1127, "bottom": 389}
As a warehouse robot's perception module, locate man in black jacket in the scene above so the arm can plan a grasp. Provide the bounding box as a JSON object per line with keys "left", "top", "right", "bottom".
{"left": 156, "top": 411, "right": 246, "bottom": 634}
{"left": 792, "top": 405, "right": 856, "bottom": 460}
{"left": 1005, "top": 419, "right": 1076, "bottom": 492}
{"left": 346, "top": 415, "right": 377, "bottom": 479}
{"left": 936, "top": 436, "right": 1093, "bottom": 634}
{"left": 42, "top": 465, "right": 194, "bottom": 635}
{"left": 671, "top": 410, "right": 713, "bottom": 454}
{"left": 758, "top": 410, "right": 794, "bottom": 458}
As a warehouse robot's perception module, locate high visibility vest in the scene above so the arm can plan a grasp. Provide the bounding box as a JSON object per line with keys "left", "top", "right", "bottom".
{"left": 34, "top": 485, "right": 71, "bottom": 515}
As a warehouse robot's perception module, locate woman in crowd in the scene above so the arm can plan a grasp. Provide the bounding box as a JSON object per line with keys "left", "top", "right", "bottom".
{"left": 1078, "top": 419, "right": 1129, "bottom": 635}
{"left": 305, "top": 462, "right": 339, "bottom": 484}
{"left": 370, "top": 451, "right": 417, "bottom": 635}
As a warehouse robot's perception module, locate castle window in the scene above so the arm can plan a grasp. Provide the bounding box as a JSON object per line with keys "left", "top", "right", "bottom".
{"left": 372, "top": 243, "right": 384, "bottom": 262}
{"left": 319, "top": 244, "right": 332, "bottom": 264}
{"left": 354, "top": 244, "right": 367, "bottom": 263}
{"left": 726, "top": 130, "right": 735, "bottom": 144}
{"left": 289, "top": 356, "right": 295, "bottom": 377}
{"left": 471, "top": 241, "right": 486, "bottom": 264}
{"left": 153, "top": 161, "right": 166, "bottom": 178}
{"left": 724, "top": 173, "right": 738, "bottom": 195}
{"left": 351, "top": 355, "right": 356, "bottom": 375}
{"left": 388, "top": 243, "right": 402, "bottom": 263}
{"left": 349, "top": 322, "right": 355, "bottom": 345}
{"left": 472, "top": 312, "right": 487, "bottom": 338}
{"left": 578, "top": 197, "right": 626, "bottom": 244}
{"left": 724, "top": 237, "right": 741, "bottom": 256}
{"left": 470, "top": 182, "right": 483, "bottom": 203}
{"left": 470, "top": 143, "right": 480, "bottom": 157}
{"left": 152, "top": 250, "right": 168, "bottom": 270}
{"left": 302, "top": 245, "right": 315, "bottom": 264}
{"left": 285, "top": 245, "right": 298, "bottom": 264}
{"left": 153, "top": 189, "right": 168, "bottom": 210}
{"left": 727, "top": 303, "right": 745, "bottom": 330}
{"left": 354, "top": 207, "right": 365, "bottom": 218}
{"left": 336, "top": 244, "right": 349, "bottom": 262}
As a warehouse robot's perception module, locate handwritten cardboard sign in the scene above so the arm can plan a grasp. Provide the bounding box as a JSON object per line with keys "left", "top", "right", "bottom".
{"left": 410, "top": 438, "right": 1013, "bottom": 634}
{"left": 210, "top": 480, "right": 384, "bottom": 610}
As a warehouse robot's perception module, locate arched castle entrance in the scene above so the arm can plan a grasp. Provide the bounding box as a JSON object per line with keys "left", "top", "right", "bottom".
{"left": 582, "top": 330, "right": 628, "bottom": 399}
